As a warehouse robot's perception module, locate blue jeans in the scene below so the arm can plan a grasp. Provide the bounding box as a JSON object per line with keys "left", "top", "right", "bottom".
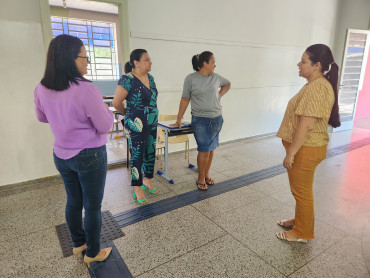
{"left": 53, "top": 146, "right": 107, "bottom": 257}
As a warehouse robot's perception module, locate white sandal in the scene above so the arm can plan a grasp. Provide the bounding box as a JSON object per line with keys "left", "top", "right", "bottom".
{"left": 276, "top": 231, "right": 307, "bottom": 243}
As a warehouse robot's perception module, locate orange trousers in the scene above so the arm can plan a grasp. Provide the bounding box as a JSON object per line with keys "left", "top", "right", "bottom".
{"left": 282, "top": 140, "right": 327, "bottom": 240}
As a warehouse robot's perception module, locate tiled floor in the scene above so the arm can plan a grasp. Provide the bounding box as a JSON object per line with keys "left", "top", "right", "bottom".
{"left": 106, "top": 121, "right": 127, "bottom": 165}
{"left": 1, "top": 121, "right": 370, "bottom": 277}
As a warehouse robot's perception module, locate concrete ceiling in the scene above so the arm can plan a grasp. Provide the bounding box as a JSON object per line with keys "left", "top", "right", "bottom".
{"left": 49, "top": 0, "right": 118, "bottom": 14}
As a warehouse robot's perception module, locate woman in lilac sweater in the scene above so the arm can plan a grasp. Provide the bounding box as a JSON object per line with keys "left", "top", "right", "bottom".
{"left": 34, "top": 35, "right": 113, "bottom": 267}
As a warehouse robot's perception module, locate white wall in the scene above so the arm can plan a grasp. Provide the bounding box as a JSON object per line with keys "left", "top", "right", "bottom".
{"left": 0, "top": 0, "right": 58, "bottom": 186}
{"left": 128, "top": 0, "right": 340, "bottom": 151}
{"left": 3, "top": 0, "right": 368, "bottom": 186}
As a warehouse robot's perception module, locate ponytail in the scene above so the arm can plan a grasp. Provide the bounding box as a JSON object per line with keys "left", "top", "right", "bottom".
{"left": 324, "top": 62, "right": 340, "bottom": 128}
{"left": 192, "top": 54, "right": 201, "bottom": 71}
{"left": 124, "top": 62, "right": 132, "bottom": 73}
{"left": 124, "top": 49, "right": 147, "bottom": 74}
{"left": 191, "top": 51, "right": 213, "bottom": 72}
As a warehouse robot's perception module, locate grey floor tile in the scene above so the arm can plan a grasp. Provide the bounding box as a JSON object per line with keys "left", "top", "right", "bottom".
{"left": 312, "top": 149, "right": 370, "bottom": 240}
{"left": 102, "top": 166, "right": 176, "bottom": 214}
{"left": 362, "top": 218, "right": 370, "bottom": 242}
{"left": 104, "top": 167, "right": 131, "bottom": 184}
{"left": 0, "top": 227, "right": 90, "bottom": 277}
{"left": 212, "top": 196, "right": 346, "bottom": 276}
{"left": 114, "top": 206, "right": 226, "bottom": 276}
{"left": 218, "top": 164, "right": 266, "bottom": 179}
{"left": 227, "top": 141, "right": 286, "bottom": 163}
{"left": 0, "top": 176, "right": 64, "bottom": 198}
{"left": 315, "top": 208, "right": 370, "bottom": 241}
{"left": 0, "top": 200, "right": 66, "bottom": 242}
{"left": 0, "top": 182, "right": 66, "bottom": 214}
{"left": 208, "top": 153, "right": 244, "bottom": 172}
{"left": 104, "top": 191, "right": 177, "bottom": 216}
{"left": 2, "top": 126, "right": 370, "bottom": 278}
{"left": 191, "top": 186, "right": 267, "bottom": 219}
{"left": 167, "top": 172, "right": 230, "bottom": 195}
{"left": 217, "top": 156, "right": 283, "bottom": 179}
{"left": 7, "top": 256, "right": 90, "bottom": 278}
{"left": 362, "top": 240, "right": 370, "bottom": 274}
{"left": 138, "top": 234, "right": 284, "bottom": 278}
{"left": 156, "top": 165, "right": 198, "bottom": 184}
{"left": 327, "top": 129, "right": 370, "bottom": 148}
{"left": 248, "top": 174, "right": 295, "bottom": 207}
{"left": 289, "top": 236, "right": 369, "bottom": 278}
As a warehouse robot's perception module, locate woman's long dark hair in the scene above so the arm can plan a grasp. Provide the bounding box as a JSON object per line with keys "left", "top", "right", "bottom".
{"left": 124, "top": 49, "right": 147, "bottom": 73}
{"left": 306, "top": 44, "right": 341, "bottom": 128}
{"left": 41, "top": 34, "right": 90, "bottom": 91}
{"left": 191, "top": 51, "right": 213, "bottom": 71}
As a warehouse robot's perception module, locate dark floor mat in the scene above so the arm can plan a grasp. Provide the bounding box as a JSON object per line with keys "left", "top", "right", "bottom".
{"left": 88, "top": 241, "right": 133, "bottom": 278}
{"left": 56, "top": 210, "right": 124, "bottom": 257}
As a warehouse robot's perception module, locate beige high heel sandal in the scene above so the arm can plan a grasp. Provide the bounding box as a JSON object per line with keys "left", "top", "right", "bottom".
{"left": 84, "top": 247, "right": 112, "bottom": 268}
{"left": 72, "top": 244, "right": 87, "bottom": 261}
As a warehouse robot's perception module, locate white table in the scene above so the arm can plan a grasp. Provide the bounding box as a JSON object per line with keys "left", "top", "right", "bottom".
{"left": 156, "top": 120, "right": 195, "bottom": 184}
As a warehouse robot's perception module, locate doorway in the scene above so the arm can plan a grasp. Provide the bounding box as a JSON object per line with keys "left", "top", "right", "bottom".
{"left": 336, "top": 29, "right": 370, "bottom": 131}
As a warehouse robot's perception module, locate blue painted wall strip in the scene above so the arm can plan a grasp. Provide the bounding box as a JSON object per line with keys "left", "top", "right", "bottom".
{"left": 114, "top": 138, "right": 370, "bottom": 228}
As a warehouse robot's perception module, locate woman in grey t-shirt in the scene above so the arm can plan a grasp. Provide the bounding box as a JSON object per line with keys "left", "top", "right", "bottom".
{"left": 172, "top": 51, "right": 231, "bottom": 191}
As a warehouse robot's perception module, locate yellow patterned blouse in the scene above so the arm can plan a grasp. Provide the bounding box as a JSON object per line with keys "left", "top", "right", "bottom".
{"left": 276, "top": 77, "right": 335, "bottom": 147}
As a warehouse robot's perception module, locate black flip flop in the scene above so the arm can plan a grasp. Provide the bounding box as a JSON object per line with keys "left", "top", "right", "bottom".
{"left": 196, "top": 181, "right": 207, "bottom": 191}
{"left": 205, "top": 177, "right": 215, "bottom": 186}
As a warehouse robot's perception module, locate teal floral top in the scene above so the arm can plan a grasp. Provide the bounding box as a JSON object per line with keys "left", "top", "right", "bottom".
{"left": 118, "top": 72, "right": 158, "bottom": 134}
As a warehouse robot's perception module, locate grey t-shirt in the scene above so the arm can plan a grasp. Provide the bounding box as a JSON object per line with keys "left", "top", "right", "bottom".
{"left": 182, "top": 72, "right": 230, "bottom": 118}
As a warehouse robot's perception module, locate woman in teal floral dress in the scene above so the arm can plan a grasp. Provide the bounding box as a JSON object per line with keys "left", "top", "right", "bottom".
{"left": 113, "top": 49, "right": 158, "bottom": 204}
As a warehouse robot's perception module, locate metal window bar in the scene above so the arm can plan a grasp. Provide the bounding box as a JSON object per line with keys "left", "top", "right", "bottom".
{"left": 51, "top": 16, "right": 119, "bottom": 80}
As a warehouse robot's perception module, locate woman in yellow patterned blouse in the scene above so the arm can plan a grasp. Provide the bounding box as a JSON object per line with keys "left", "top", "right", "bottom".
{"left": 276, "top": 44, "right": 340, "bottom": 242}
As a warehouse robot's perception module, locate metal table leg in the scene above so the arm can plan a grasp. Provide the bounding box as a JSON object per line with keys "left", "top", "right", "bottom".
{"left": 157, "top": 128, "right": 174, "bottom": 184}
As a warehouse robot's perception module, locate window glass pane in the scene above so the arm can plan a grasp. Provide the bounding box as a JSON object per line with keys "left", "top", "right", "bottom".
{"left": 96, "top": 70, "right": 113, "bottom": 76}
{"left": 95, "top": 57, "right": 112, "bottom": 64}
{"left": 51, "top": 16, "right": 119, "bottom": 80}
{"left": 93, "top": 22, "right": 110, "bottom": 28}
{"left": 94, "top": 40, "right": 110, "bottom": 47}
{"left": 68, "top": 19, "right": 86, "bottom": 25}
{"left": 52, "top": 23, "right": 63, "bottom": 29}
{"left": 52, "top": 30, "right": 63, "bottom": 37}
{"left": 98, "top": 76, "right": 115, "bottom": 80}
{"left": 96, "top": 64, "right": 113, "bottom": 70}
{"left": 92, "top": 27, "right": 110, "bottom": 34}
{"left": 110, "top": 27, "right": 114, "bottom": 41}
{"left": 93, "top": 33, "right": 110, "bottom": 40}
{"left": 63, "top": 23, "right": 69, "bottom": 34}
{"left": 81, "top": 39, "right": 88, "bottom": 45}
{"left": 51, "top": 17, "right": 62, "bottom": 23}
{"left": 68, "top": 25, "right": 87, "bottom": 32}
{"left": 95, "top": 48, "right": 112, "bottom": 58}
{"left": 69, "top": 32, "right": 88, "bottom": 39}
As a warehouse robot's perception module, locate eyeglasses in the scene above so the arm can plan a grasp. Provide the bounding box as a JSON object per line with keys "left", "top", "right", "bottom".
{"left": 77, "top": 55, "right": 91, "bottom": 63}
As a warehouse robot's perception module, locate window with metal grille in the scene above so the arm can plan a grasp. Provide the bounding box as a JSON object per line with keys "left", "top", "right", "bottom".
{"left": 51, "top": 16, "right": 119, "bottom": 80}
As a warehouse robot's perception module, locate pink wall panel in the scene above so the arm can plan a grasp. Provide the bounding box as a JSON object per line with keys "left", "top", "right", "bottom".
{"left": 354, "top": 51, "right": 370, "bottom": 120}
